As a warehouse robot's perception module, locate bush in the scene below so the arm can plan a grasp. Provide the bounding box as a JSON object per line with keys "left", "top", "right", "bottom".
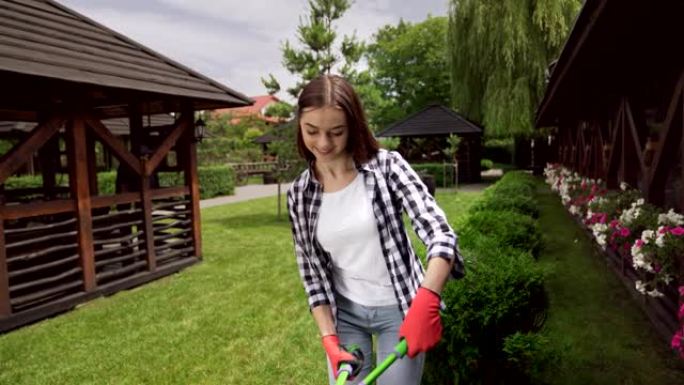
{"left": 426, "top": 238, "right": 547, "bottom": 385}
{"left": 483, "top": 138, "right": 513, "bottom": 164}
{"left": 503, "top": 332, "right": 555, "bottom": 383}
{"left": 480, "top": 158, "right": 494, "bottom": 171}
{"left": 411, "top": 162, "right": 457, "bottom": 188}
{"left": 460, "top": 209, "right": 543, "bottom": 258}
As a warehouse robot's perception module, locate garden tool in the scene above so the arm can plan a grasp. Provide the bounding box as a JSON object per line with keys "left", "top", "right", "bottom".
{"left": 335, "top": 344, "right": 364, "bottom": 385}
{"left": 336, "top": 339, "right": 408, "bottom": 385}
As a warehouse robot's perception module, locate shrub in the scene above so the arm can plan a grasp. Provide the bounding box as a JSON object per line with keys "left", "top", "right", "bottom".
{"left": 411, "top": 162, "right": 457, "bottom": 187}
{"left": 480, "top": 158, "right": 494, "bottom": 171}
{"left": 429, "top": 238, "right": 547, "bottom": 385}
{"left": 460, "top": 209, "right": 543, "bottom": 258}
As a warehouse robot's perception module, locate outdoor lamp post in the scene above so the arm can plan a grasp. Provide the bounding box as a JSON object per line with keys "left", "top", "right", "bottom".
{"left": 194, "top": 117, "right": 206, "bottom": 143}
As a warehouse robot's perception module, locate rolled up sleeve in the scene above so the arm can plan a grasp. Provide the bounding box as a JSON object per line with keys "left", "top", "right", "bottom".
{"left": 387, "top": 151, "right": 465, "bottom": 278}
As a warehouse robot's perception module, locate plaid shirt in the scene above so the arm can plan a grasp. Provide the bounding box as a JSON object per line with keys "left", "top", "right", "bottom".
{"left": 287, "top": 149, "right": 464, "bottom": 319}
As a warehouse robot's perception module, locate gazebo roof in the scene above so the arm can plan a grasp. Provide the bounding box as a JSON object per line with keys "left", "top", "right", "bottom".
{"left": 0, "top": 0, "right": 253, "bottom": 119}
{"left": 376, "top": 104, "right": 482, "bottom": 137}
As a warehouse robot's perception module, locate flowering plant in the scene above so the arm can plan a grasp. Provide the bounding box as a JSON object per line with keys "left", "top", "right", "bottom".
{"left": 632, "top": 209, "right": 684, "bottom": 297}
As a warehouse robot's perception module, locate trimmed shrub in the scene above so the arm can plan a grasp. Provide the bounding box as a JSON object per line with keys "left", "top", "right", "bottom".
{"left": 425, "top": 237, "right": 547, "bottom": 385}
{"left": 459, "top": 209, "right": 542, "bottom": 258}
{"left": 23, "top": 166, "right": 237, "bottom": 200}
{"left": 411, "top": 163, "right": 457, "bottom": 188}
{"left": 480, "top": 158, "right": 494, "bottom": 171}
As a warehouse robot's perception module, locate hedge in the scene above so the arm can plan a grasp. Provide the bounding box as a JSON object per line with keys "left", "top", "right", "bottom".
{"left": 5, "top": 166, "right": 235, "bottom": 200}
{"left": 423, "top": 171, "right": 549, "bottom": 385}
{"left": 411, "top": 162, "right": 457, "bottom": 188}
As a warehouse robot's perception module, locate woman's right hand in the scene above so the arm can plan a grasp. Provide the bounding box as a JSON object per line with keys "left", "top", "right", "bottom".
{"left": 321, "top": 335, "right": 357, "bottom": 378}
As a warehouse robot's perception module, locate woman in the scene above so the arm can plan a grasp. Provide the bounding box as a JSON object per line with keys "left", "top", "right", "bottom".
{"left": 287, "top": 74, "right": 464, "bottom": 385}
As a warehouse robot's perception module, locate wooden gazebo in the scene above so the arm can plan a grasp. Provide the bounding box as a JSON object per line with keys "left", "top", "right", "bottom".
{"left": 376, "top": 104, "right": 483, "bottom": 183}
{"left": 0, "top": 0, "right": 252, "bottom": 331}
{"left": 536, "top": 0, "right": 683, "bottom": 341}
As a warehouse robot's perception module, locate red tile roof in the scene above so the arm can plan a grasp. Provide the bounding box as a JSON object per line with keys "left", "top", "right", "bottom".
{"left": 213, "top": 95, "right": 284, "bottom": 124}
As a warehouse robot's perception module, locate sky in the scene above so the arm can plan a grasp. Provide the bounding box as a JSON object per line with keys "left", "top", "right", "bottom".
{"left": 59, "top": 0, "right": 449, "bottom": 102}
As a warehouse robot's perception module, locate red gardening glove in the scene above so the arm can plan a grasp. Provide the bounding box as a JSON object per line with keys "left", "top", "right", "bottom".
{"left": 321, "top": 335, "right": 357, "bottom": 379}
{"left": 399, "top": 287, "right": 443, "bottom": 358}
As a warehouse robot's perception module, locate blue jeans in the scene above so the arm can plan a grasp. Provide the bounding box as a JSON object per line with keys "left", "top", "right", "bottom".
{"left": 328, "top": 294, "right": 425, "bottom": 385}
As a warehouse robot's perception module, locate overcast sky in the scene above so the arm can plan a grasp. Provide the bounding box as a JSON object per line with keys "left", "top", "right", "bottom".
{"left": 59, "top": 0, "right": 448, "bottom": 102}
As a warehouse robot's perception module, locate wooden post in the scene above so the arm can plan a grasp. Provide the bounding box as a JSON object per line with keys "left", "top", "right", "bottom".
{"left": 39, "top": 135, "right": 59, "bottom": 200}
{"left": 66, "top": 118, "right": 96, "bottom": 291}
{"left": 0, "top": 218, "right": 10, "bottom": 317}
{"left": 180, "top": 110, "right": 202, "bottom": 259}
{"left": 140, "top": 158, "right": 156, "bottom": 271}
{"left": 86, "top": 130, "right": 98, "bottom": 196}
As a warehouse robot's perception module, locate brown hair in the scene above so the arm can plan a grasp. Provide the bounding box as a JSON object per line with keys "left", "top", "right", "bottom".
{"left": 296, "top": 74, "right": 379, "bottom": 164}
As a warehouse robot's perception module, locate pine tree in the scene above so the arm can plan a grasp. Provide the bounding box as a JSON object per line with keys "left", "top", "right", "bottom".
{"left": 261, "top": 0, "right": 364, "bottom": 99}
{"left": 448, "top": 0, "right": 582, "bottom": 137}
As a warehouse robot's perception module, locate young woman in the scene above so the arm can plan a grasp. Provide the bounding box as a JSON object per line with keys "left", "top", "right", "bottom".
{"left": 287, "top": 74, "right": 464, "bottom": 385}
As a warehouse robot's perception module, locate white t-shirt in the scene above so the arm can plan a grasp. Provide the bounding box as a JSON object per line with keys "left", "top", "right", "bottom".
{"left": 316, "top": 173, "right": 397, "bottom": 306}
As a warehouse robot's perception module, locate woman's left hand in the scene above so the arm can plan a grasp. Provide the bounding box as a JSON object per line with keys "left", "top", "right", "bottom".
{"left": 398, "top": 287, "right": 443, "bottom": 358}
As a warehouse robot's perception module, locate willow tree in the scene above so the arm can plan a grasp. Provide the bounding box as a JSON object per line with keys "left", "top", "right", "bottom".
{"left": 448, "top": 0, "right": 581, "bottom": 137}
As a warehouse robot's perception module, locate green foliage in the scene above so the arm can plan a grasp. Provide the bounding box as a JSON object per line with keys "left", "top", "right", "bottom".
{"left": 484, "top": 137, "right": 514, "bottom": 163}
{"left": 480, "top": 158, "right": 494, "bottom": 170}
{"left": 446, "top": 133, "right": 461, "bottom": 161}
{"left": 366, "top": 17, "right": 451, "bottom": 130}
{"left": 431, "top": 239, "right": 547, "bottom": 384}
{"left": 263, "top": 0, "right": 363, "bottom": 99}
{"left": 411, "top": 163, "right": 457, "bottom": 188}
{"left": 243, "top": 127, "right": 263, "bottom": 142}
{"left": 264, "top": 101, "right": 294, "bottom": 120}
{"left": 96, "top": 167, "right": 235, "bottom": 199}
{"left": 377, "top": 137, "right": 400, "bottom": 151}
{"left": 503, "top": 332, "right": 555, "bottom": 382}
{"left": 473, "top": 171, "right": 540, "bottom": 218}
{"left": 460, "top": 209, "right": 543, "bottom": 257}
{"left": 448, "top": 0, "right": 582, "bottom": 137}
{"left": 198, "top": 113, "right": 268, "bottom": 165}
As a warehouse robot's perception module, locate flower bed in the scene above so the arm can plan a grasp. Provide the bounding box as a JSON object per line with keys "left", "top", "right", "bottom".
{"left": 544, "top": 163, "right": 684, "bottom": 359}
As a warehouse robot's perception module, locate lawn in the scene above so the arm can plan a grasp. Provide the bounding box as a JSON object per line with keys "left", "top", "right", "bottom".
{"left": 0, "top": 190, "right": 481, "bottom": 385}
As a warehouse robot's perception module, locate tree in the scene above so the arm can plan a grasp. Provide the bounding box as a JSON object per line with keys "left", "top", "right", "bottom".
{"left": 448, "top": 0, "right": 582, "bottom": 138}
{"left": 262, "top": 0, "right": 364, "bottom": 99}
{"left": 366, "top": 16, "right": 451, "bottom": 130}
{"left": 264, "top": 102, "right": 294, "bottom": 121}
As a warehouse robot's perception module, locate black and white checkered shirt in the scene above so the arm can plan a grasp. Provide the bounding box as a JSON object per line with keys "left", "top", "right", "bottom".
{"left": 287, "top": 149, "right": 464, "bottom": 318}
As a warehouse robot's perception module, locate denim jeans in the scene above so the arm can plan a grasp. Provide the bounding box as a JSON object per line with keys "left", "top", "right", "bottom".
{"left": 328, "top": 294, "right": 425, "bottom": 385}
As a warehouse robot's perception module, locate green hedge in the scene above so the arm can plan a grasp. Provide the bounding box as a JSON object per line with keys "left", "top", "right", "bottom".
{"left": 411, "top": 163, "right": 457, "bottom": 187}
{"left": 6, "top": 166, "right": 235, "bottom": 200}
{"left": 424, "top": 171, "right": 549, "bottom": 385}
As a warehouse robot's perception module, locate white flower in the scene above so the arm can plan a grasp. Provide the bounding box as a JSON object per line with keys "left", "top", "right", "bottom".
{"left": 595, "top": 233, "right": 607, "bottom": 247}
{"left": 647, "top": 289, "right": 664, "bottom": 298}
{"left": 635, "top": 280, "right": 647, "bottom": 294}
{"left": 641, "top": 230, "right": 654, "bottom": 243}
{"left": 636, "top": 198, "right": 644, "bottom": 206}
{"left": 655, "top": 234, "right": 665, "bottom": 247}
{"left": 620, "top": 182, "right": 628, "bottom": 191}
{"left": 569, "top": 205, "right": 579, "bottom": 215}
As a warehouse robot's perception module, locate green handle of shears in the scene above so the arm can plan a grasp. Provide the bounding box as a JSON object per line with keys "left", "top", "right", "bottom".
{"left": 358, "top": 339, "right": 408, "bottom": 385}
{"left": 335, "top": 364, "right": 352, "bottom": 385}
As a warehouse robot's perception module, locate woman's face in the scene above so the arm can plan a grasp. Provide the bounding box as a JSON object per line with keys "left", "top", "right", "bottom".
{"left": 299, "top": 106, "right": 349, "bottom": 163}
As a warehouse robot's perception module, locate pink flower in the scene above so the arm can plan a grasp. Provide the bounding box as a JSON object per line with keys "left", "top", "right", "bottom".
{"left": 635, "top": 239, "right": 644, "bottom": 248}
{"left": 598, "top": 213, "right": 607, "bottom": 223}
{"left": 679, "top": 286, "right": 684, "bottom": 297}
{"left": 659, "top": 226, "right": 670, "bottom": 234}
{"left": 671, "top": 330, "right": 683, "bottom": 350}
{"left": 654, "top": 263, "right": 662, "bottom": 273}
{"left": 670, "top": 227, "right": 684, "bottom": 236}
{"left": 678, "top": 304, "right": 684, "bottom": 321}
{"left": 620, "top": 227, "right": 631, "bottom": 238}
{"left": 610, "top": 219, "right": 620, "bottom": 228}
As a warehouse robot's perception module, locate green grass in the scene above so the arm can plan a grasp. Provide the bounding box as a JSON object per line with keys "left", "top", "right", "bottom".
{"left": 0, "top": 191, "right": 481, "bottom": 385}
{"left": 535, "top": 181, "right": 684, "bottom": 385}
